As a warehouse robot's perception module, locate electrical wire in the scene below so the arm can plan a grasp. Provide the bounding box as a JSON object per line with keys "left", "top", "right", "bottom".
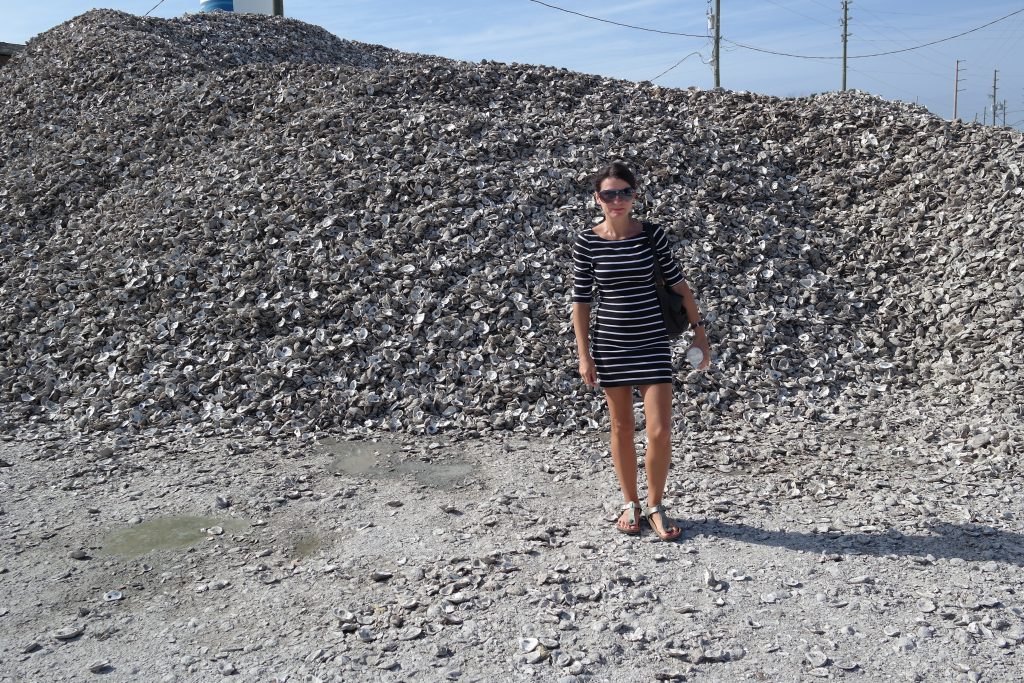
{"left": 849, "top": 8, "right": 935, "bottom": 18}
{"left": 850, "top": 36, "right": 947, "bottom": 79}
{"left": 851, "top": 4, "right": 961, "bottom": 74}
{"left": 760, "top": 0, "right": 835, "bottom": 29}
{"left": 526, "top": 0, "right": 707, "bottom": 38}
{"left": 846, "top": 65, "right": 912, "bottom": 97}
{"left": 145, "top": 0, "right": 168, "bottom": 16}
{"left": 724, "top": 7, "right": 1024, "bottom": 59}
{"left": 972, "top": 11, "right": 1024, "bottom": 82}
{"left": 528, "top": 1, "right": 1024, "bottom": 61}
{"left": 651, "top": 50, "right": 707, "bottom": 82}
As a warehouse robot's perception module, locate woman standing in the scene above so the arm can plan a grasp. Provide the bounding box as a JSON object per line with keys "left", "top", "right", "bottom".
{"left": 572, "top": 161, "right": 710, "bottom": 540}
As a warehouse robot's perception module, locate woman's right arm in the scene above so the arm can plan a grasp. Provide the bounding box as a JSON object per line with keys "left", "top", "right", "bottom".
{"left": 571, "top": 235, "right": 597, "bottom": 387}
{"left": 573, "top": 303, "right": 597, "bottom": 386}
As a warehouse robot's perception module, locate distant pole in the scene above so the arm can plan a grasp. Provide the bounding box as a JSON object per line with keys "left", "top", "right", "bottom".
{"left": 713, "top": 0, "right": 721, "bottom": 89}
{"left": 953, "top": 60, "right": 961, "bottom": 120}
{"left": 991, "top": 70, "right": 999, "bottom": 125}
{"left": 1002, "top": 99, "right": 1007, "bottom": 126}
{"left": 841, "top": 0, "right": 850, "bottom": 92}
{"left": 273, "top": 0, "right": 283, "bottom": 16}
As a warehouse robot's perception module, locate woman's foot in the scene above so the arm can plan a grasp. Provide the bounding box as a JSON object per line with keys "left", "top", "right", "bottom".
{"left": 645, "top": 504, "right": 682, "bottom": 541}
{"left": 617, "top": 501, "right": 642, "bottom": 535}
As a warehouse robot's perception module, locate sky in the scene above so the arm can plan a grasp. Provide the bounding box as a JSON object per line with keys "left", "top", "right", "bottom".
{"left": 6, "top": 1, "right": 1024, "bottom": 129}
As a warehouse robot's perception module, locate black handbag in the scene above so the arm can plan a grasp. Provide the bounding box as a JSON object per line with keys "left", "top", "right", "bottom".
{"left": 642, "top": 222, "right": 689, "bottom": 338}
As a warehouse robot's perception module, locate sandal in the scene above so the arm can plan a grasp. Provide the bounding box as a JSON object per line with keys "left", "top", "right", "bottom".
{"left": 645, "top": 503, "right": 682, "bottom": 541}
{"left": 616, "top": 501, "right": 642, "bottom": 536}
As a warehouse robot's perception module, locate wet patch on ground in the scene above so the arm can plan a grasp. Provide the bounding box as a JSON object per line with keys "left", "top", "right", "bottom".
{"left": 101, "top": 515, "right": 247, "bottom": 559}
{"left": 321, "top": 438, "right": 475, "bottom": 489}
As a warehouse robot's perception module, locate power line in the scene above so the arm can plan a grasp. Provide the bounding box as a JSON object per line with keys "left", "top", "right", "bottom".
{"left": 651, "top": 50, "right": 708, "bottom": 82}
{"left": 725, "top": 7, "right": 1024, "bottom": 59}
{"left": 974, "top": 11, "right": 1024, "bottom": 82}
{"left": 848, "top": 8, "right": 935, "bottom": 18}
{"left": 760, "top": 0, "right": 834, "bottom": 29}
{"left": 807, "top": 0, "right": 838, "bottom": 12}
{"left": 526, "top": 0, "right": 707, "bottom": 39}
{"left": 145, "top": 0, "right": 168, "bottom": 16}
{"left": 528, "top": 1, "right": 1024, "bottom": 61}
{"left": 847, "top": 65, "right": 913, "bottom": 98}
{"left": 851, "top": 4, "right": 959, "bottom": 77}
{"left": 849, "top": 36, "right": 947, "bottom": 79}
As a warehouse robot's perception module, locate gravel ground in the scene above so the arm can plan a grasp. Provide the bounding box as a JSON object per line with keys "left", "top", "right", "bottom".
{"left": 2, "top": 397, "right": 1020, "bottom": 682}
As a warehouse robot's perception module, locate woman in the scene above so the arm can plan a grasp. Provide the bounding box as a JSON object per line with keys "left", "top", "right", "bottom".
{"left": 571, "top": 161, "right": 710, "bottom": 540}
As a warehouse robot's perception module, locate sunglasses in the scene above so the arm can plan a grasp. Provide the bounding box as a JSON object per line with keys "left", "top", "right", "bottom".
{"left": 597, "top": 187, "right": 635, "bottom": 203}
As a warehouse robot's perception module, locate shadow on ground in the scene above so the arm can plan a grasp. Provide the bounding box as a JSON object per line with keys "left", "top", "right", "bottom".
{"left": 688, "top": 519, "right": 1024, "bottom": 566}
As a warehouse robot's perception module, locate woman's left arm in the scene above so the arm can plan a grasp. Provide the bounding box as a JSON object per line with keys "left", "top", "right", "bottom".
{"left": 670, "top": 280, "right": 711, "bottom": 370}
{"left": 652, "top": 224, "right": 710, "bottom": 369}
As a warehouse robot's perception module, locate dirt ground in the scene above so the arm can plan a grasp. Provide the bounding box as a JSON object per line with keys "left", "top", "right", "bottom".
{"left": 1, "top": 404, "right": 1021, "bottom": 682}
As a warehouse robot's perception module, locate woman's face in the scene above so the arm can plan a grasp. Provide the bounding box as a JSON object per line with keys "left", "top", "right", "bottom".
{"left": 595, "top": 177, "right": 635, "bottom": 221}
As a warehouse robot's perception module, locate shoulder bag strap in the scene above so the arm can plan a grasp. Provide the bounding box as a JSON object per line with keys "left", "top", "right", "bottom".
{"left": 642, "top": 222, "right": 666, "bottom": 286}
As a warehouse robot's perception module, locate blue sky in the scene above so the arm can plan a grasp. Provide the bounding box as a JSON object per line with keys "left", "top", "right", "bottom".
{"left": 7, "top": 1, "right": 1024, "bottom": 128}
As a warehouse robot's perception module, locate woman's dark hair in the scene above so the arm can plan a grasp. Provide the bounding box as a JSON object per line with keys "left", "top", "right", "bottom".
{"left": 591, "top": 161, "right": 637, "bottom": 192}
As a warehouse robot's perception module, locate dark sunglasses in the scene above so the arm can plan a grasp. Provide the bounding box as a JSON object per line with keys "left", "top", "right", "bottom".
{"left": 597, "top": 187, "right": 635, "bottom": 202}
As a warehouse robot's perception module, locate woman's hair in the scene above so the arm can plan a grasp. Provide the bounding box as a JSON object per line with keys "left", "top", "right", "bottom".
{"left": 591, "top": 161, "right": 637, "bottom": 192}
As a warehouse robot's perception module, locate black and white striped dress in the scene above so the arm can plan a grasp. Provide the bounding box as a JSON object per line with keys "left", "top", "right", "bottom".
{"left": 572, "top": 223, "right": 685, "bottom": 387}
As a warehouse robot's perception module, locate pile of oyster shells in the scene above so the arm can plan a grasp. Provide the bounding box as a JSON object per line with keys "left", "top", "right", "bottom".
{"left": 1, "top": 9, "right": 1022, "bottom": 437}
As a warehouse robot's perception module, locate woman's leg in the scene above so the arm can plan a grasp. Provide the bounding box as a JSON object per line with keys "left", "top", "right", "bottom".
{"left": 639, "top": 382, "right": 679, "bottom": 536}
{"left": 604, "top": 385, "right": 640, "bottom": 530}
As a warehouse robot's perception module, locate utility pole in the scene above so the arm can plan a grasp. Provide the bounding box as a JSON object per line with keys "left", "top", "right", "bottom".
{"left": 272, "top": 0, "right": 283, "bottom": 16}
{"left": 712, "top": 0, "right": 721, "bottom": 89}
{"left": 953, "top": 60, "right": 965, "bottom": 120}
{"left": 1002, "top": 99, "right": 1007, "bottom": 127}
{"left": 841, "top": 0, "right": 850, "bottom": 92}
{"left": 991, "top": 70, "right": 999, "bottom": 126}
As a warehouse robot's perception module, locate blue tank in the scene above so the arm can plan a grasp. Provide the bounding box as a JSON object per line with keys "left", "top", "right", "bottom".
{"left": 200, "top": 0, "right": 233, "bottom": 11}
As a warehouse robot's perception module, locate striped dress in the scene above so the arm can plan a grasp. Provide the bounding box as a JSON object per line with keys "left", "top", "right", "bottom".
{"left": 572, "top": 222, "right": 685, "bottom": 387}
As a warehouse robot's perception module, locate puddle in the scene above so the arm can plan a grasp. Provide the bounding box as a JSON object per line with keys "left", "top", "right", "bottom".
{"left": 103, "top": 515, "right": 246, "bottom": 559}
{"left": 405, "top": 460, "right": 475, "bottom": 488}
{"left": 289, "top": 533, "right": 324, "bottom": 559}
{"left": 322, "top": 438, "right": 475, "bottom": 489}
{"left": 322, "top": 438, "right": 397, "bottom": 477}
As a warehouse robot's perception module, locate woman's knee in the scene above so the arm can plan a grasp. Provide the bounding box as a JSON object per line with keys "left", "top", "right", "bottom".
{"left": 609, "top": 413, "right": 635, "bottom": 434}
{"left": 646, "top": 419, "right": 671, "bottom": 445}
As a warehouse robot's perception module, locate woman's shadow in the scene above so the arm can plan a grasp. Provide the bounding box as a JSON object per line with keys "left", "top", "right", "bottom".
{"left": 685, "top": 518, "right": 1024, "bottom": 566}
